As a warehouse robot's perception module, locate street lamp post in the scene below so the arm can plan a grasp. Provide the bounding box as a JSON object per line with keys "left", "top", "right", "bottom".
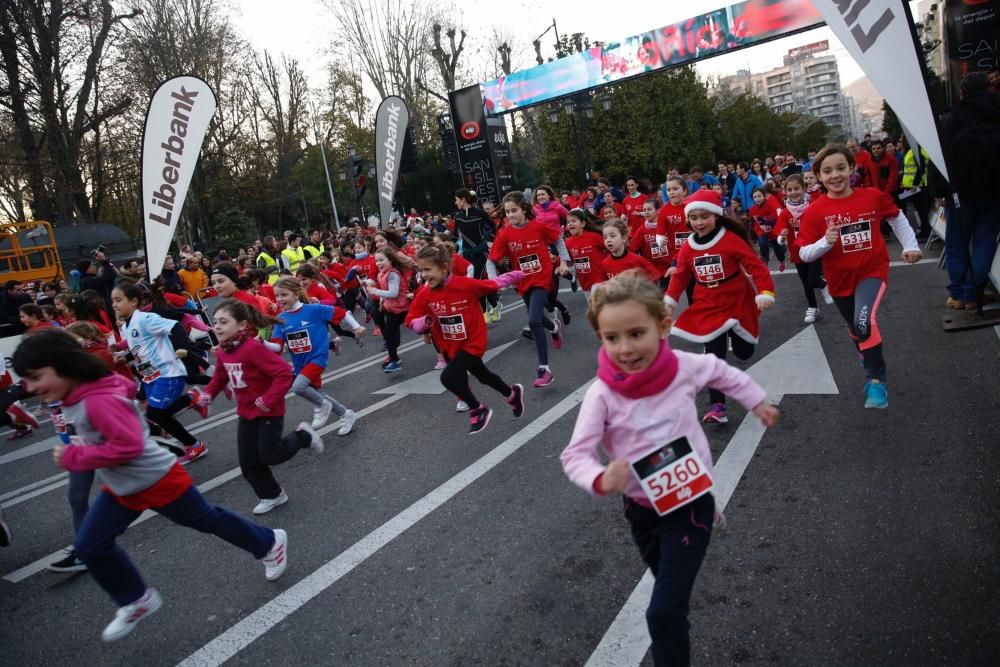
{"left": 549, "top": 91, "right": 612, "bottom": 185}
{"left": 338, "top": 145, "right": 374, "bottom": 225}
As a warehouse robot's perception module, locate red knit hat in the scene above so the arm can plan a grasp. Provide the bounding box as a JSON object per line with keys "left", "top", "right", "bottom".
{"left": 683, "top": 189, "right": 724, "bottom": 218}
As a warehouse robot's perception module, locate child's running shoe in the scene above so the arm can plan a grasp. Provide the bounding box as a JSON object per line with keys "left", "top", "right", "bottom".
{"left": 533, "top": 367, "right": 554, "bottom": 388}
{"left": 491, "top": 304, "right": 503, "bottom": 323}
{"left": 456, "top": 400, "right": 469, "bottom": 412}
{"left": 262, "top": 529, "right": 288, "bottom": 581}
{"left": 47, "top": 548, "right": 87, "bottom": 573}
{"left": 372, "top": 326, "right": 382, "bottom": 337}
{"left": 7, "top": 403, "right": 38, "bottom": 429}
{"left": 6, "top": 426, "right": 32, "bottom": 441}
{"left": 434, "top": 354, "right": 447, "bottom": 370}
{"left": 864, "top": 379, "right": 888, "bottom": 409}
{"left": 778, "top": 261, "right": 786, "bottom": 272}
{"left": 702, "top": 403, "right": 728, "bottom": 424}
{"left": 521, "top": 327, "right": 534, "bottom": 340}
{"left": 178, "top": 441, "right": 208, "bottom": 465}
{"left": 803, "top": 307, "right": 818, "bottom": 324}
{"left": 187, "top": 388, "right": 209, "bottom": 419}
{"left": 559, "top": 306, "right": 571, "bottom": 325}
{"left": 0, "top": 511, "right": 11, "bottom": 547}
{"left": 550, "top": 318, "right": 563, "bottom": 350}
{"left": 468, "top": 406, "right": 492, "bottom": 435}
{"left": 820, "top": 286, "right": 834, "bottom": 304}
{"left": 336, "top": 409, "right": 359, "bottom": 436}
{"left": 506, "top": 384, "right": 524, "bottom": 418}
{"left": 296, "top": 422, "right": 324, "bottom": 453}
{"left": 101, "top": 587, "right": 161, "bottom": 642}
{"left": 331, "top": 336, "right": 342, "bottom": 356}
{"left": 311, "top": 400, "right": 333, "bottom": 429}
{"left": 253, "top": 490, "right": 289, "bottom": 515}
{"left": 384, "top": 361, "right": 401, "bottom": 373}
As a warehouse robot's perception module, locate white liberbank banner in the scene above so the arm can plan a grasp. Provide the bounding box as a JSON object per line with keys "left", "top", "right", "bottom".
{"left": 375, "top": 96, "right": 409, "bottom": 227}
{"left": 141, "top": 75, "right": 217, "bottom": 279}
{"left": 812, "top": 0, "right": 948, "bottom": 180}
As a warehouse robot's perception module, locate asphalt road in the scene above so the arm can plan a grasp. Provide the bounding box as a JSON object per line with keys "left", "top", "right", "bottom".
{"left": 1, "top": 248, "right": 998, "bottom": 666}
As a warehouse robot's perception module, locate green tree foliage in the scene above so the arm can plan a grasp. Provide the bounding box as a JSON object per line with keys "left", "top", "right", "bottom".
{"left": 211, "top": 207, "right": 259, "bottom": 250}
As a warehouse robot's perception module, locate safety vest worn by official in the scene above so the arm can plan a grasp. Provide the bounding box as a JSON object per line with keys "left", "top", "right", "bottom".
{"left": 256, "top": 251, "right": 279, "bottom": 285}
{"left": 902, "top": 148, "right": 929, "bottom": 189}
{"left": 303, "top": 243, "right": 325, "bottom": 260}
{"left": 281, "top": 246, "right": 305, "bottom": 273}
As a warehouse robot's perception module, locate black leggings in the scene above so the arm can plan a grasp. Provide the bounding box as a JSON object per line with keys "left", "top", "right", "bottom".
{"left": 794, "top": 260, "right": 826, "bottom": 308}
{"left": 147, "top": 394, "right": 197, "bottom": 448}
{"left": 704, "top": 331, "right": 755, "bottom": 405}
{"left": 440, "top": 350, "right": 511, "bottom": 410}
{"left": 757, "top": 235, "right": 786, "bottom": 263}
{"left": 523, "top": 286, "right": 555, "bottom": 366}
{"left": 237, "top": 416, "right": 310, "bottom": 499}
{"left": 382, "top": 310, "right": 406, "bottom": 362}
{"left": 831, "top": 277, "right": 887, "bottom": 382}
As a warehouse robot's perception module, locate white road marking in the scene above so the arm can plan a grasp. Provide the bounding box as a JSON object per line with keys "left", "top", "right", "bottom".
{"left": 0, "top": 436, "right": 61, "bottom": 466}
{"left": 176, "top": 379, "right": 595, "bottom": 667}
{"left": 2, "top": 339, "right": 521, "bottom": 583}
{"left": 585, "top": 327, "right": 838, "bottom": 666}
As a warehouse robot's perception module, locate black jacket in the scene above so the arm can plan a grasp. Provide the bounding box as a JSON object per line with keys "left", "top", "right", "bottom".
{"left": 941, "top": 92, "right": 1000, "bottom": 200}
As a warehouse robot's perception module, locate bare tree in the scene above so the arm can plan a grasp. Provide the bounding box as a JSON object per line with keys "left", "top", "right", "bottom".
{"left": 0, "top": 0, "right": 139, "bottom": 223}
{"left": 429, "top": 21, "right": 466, "bottom": 92}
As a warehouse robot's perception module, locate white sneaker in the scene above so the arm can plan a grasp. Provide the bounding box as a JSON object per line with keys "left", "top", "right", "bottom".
{"left": 456, "top": 400, "right": 469, "bottom": 412}
{"left": 262, "top": 528, "right": 288, "bottom": 581}
{"left": 101, "top": 587, "right": 162, "bottom": 642}
{"left": 311, "top": 399, "right": 333, "bottom": 429}
{"left": 337, "top": 409, "right": 358, "bottom": 436}
{"left": 253, "top": 490, "right": 289, "bottom": 515}
{"left": 804, "top": 307, "right": 818, "bottom": 324}
{"left": 820, "top": 286, "right": 834, "bottom": 305}
{"left": 297, "top": 422, "right": 324, "bottom": 453}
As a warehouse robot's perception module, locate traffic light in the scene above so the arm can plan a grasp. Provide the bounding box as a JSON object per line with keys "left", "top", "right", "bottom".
{"left": 350, "top": 155, "right": 364, "bottom": 195}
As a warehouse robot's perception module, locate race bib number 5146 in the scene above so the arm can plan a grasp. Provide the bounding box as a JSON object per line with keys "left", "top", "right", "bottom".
{"left": 629, "top": 436, "right": 713, "bottom": 516}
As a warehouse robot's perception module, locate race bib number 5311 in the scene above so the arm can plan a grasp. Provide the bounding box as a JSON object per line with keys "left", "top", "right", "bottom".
{"left": 839, "top": 220, "right": 872, "bottom": 253}
{"left": 629, "top": 436, "right": 713, "bottom": 516}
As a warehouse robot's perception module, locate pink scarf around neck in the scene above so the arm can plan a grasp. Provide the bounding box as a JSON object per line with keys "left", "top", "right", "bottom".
{"left": 597, "top": 340, "right": 679, "bottom": 399}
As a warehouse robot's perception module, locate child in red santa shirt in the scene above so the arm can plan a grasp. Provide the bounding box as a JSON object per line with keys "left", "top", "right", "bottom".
{"left": 795, "top": 144, "right": 921, "bottom": 410}
{"left": 564, "top": 208, "right": 608, "bottom": 296}
{"left": 629, "top": 199, "right": 673, "bottom": 289}
{"left": 406, "top": 244, "right": 526, "bottom": 434}
{"left": 665, "top": 189, "right": 775, "bottom": 424}
{"left": 600, "top": 219, "right": 660, "bottom": 284}
{"left": 487, "top": 191, "right": 572, "bottom": 388}
{"left": 749, "top": 187, "right": 786, "bottom": 271}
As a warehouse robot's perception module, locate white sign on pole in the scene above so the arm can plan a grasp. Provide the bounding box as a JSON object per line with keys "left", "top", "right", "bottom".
{"left": 811, "top": 0, "right": 949, "bottom": 180}
{"left": 141, "top": 75, "right": 217, "bottom": 279}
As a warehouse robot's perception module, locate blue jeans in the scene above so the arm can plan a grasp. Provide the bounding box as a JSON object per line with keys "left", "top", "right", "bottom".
{"left": 946, "top": 200, "right": 1000, "bottom": 302}
{"left": 626, "top": 494, "right": 714, "bottom": 667}
{"left": 522, "top": 286, "right": 554, "bottom": 366}
{"left": 68, "top": 470, "right": 95, "bottom": 535}
{"left": 75, "top": 486, "right": 276, "bottom": 606}
{"left": 756, "top": 235, "right": 785, "bottom": 263}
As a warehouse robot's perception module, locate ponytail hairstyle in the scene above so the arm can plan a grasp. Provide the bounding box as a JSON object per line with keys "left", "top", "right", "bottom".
{"left": 709, "top": 214, "right": 755, "bottom": 249}
{"left": 501, "top": 191, "right": 535, "bottom": 220}
{"left": 13, "top": 329, "right": 110, "bottom": 382}
{"left": 567, "top": 208, "right": 603, "bottom": 234}
{"left": 416, "top": 243, "right": 453, "bottom": 270}
{"left": 296, "top": 262, "right": 337, "bottom": 293}
{"left": 113, "top": 282, "right": 145, "bottom": 305}
{"left": 274, "top": 276, "right": 307, "bottom": 303}
{"left": 213, "top": 298, "right": 284, "bottom": 329}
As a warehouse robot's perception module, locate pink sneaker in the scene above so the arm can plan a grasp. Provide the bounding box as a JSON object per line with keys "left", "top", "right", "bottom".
{"left": 7, "top": 403, "right": 39, "bottom": 429}
{"left": 701, "top": 403, "right": 728, "bottom": 424}
{"left": 533, "top": 368, "right": 554, "bottom": 388}
{"left": 549, "top": 318, "right": 563, "bottom": 350}
{"left": 178, "top": 441, "right": 208, "bottom": 465}
{"left": 434, "top": 354, "right": 447, "bottom": 370}
{"left": 187, "top": 389, "right": 209, "bottom": 419}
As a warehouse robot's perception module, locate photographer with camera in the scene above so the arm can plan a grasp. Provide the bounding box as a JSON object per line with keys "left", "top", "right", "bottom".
{"left": 78, "top": 245, "right": 117, "bottom": 307}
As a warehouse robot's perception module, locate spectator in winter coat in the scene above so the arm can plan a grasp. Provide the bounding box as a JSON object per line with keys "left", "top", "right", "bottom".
{"left": 731, "top": 162, "right": 764, "bottom": 213}
{"left": 940, "top": 71, "right": 1000, "bottom": 310}
{"left": 869, "top": 139, "right": 900, "bottom": 197}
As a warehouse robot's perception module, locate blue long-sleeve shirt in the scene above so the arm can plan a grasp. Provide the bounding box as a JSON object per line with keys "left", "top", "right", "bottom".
{"left": 731, "top": 174, "right": 763, "bottom": 209}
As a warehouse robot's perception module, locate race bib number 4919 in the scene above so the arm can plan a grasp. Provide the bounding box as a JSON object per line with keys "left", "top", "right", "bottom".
{"left": 438, "top": 314, "right": 467, "bottom": 340}
{"left": 630, "top": 436, "right": 713, "bottom": 516}
{"left": 839, "top": 220, "right": 872, "bottom": 253}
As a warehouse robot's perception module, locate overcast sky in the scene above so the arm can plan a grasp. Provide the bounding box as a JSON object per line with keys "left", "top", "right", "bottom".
{"left": 230, "top": 1, "right": 914, "bottom": 95}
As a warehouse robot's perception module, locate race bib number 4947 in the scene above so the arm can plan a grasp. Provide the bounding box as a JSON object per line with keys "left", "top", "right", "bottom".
{"left": 287, "top": 330, "right": 313, "bottom": 354}
{"left": 839, "top": 220, "right": 872, "bottom": 253}
{"left": 630, "top": 436, "right": 713, "bottom": 516}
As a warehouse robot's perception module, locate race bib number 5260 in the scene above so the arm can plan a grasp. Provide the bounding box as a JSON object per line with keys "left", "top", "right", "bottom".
{"left": 630, "top": 436, "right": 713, "bottom": 516}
